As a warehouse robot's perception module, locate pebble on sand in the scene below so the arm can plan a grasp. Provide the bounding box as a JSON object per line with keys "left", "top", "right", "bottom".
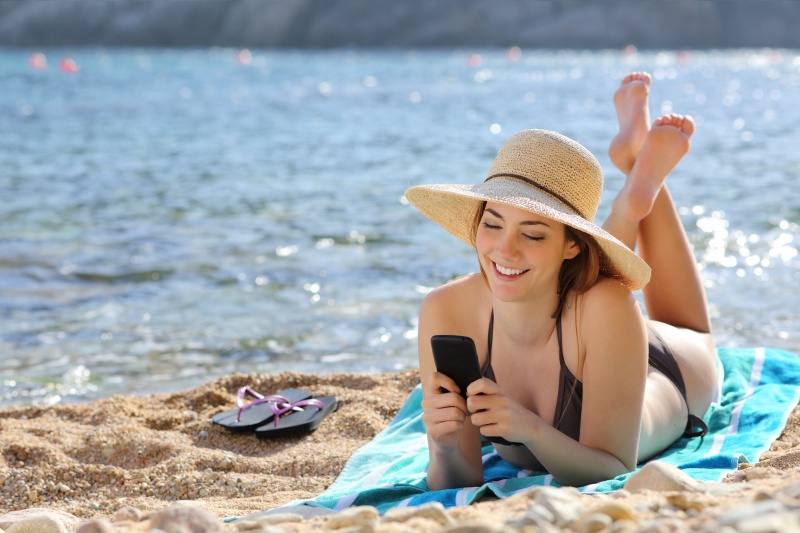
{"left": 149, "top": 503, "right": 223, "bottom": 533}
{"left": 5, "top": 513, "right": 67, "bottom": 533}
{"left": 623, "top": 460, "right": 699, "bottom": 493}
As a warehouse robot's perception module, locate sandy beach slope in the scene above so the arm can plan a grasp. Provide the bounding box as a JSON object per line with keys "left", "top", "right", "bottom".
{"left": 2, "top": 369, "right": 800, "bottom": 532}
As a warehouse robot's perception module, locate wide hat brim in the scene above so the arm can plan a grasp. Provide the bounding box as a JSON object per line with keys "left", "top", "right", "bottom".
{"left": 405, "top": 178, "right": 651, "bottom": 291}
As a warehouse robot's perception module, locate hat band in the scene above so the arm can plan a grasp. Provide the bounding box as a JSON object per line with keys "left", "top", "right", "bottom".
{"left": 485, "top": 173, "right": 587, "bottom": 220}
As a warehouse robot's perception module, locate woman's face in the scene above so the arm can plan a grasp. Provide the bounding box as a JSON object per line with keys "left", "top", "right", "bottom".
{"left": 475, "top": 202, "right": 579, "bottom": 303}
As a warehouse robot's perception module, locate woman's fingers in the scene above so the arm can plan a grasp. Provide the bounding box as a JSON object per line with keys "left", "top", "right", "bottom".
{"left": 465, "top": 383, "right": 517, "bottom": 438}
{"left": 421, "top": 376, "right": 471, "bottom": 448}
{"left": 424, "top": 371, "right": 462, "bottom": 397}
{"left": 465, "top": 377, "right": 500, "bottom": 397}
{"left": 422, "top": 405, "right": 467, "bottom": 426}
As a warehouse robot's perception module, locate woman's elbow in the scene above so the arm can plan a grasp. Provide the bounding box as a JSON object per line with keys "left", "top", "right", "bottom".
{"left": 426, "top": 467, "right": 483, "bottom": 491}
{"left": 551, "top": 460, "right": 634, "bottom": 487}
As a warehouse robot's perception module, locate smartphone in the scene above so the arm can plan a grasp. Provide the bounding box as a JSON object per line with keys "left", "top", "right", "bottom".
{"left": 431, "top": 334, "right": 482, "bottom": 398}
{"left": 430, "top": 334, "right": 522, "bottom": 447}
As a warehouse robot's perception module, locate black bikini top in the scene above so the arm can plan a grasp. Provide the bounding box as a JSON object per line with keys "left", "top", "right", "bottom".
{"left": 481, "top": 310, "right": 582, "bottom": 442}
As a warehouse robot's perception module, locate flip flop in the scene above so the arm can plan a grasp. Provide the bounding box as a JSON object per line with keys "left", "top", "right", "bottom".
{"left": 212, "top": 387, "right": 313, "bottom": 432}
{"left": 254, "top": 396, "right": 338, "bottom": 439}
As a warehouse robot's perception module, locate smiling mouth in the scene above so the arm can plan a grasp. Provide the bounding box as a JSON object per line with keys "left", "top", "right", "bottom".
{"left": 493, "top": 262, "right": 530, "bottom": 277}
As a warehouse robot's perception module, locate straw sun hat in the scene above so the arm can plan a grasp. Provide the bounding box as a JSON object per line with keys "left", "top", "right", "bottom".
{"left": 404, "top": 129, "right": 651, "bottom": 291}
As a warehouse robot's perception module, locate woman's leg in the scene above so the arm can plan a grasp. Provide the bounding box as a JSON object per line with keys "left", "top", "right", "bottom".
{"left": 604, "top": 83, "right": 710, "bottom": 333}
{"left": 603, "top": 75, "right": 718, "bottom": 459}
{"left": 624, "top": 117, "right": 718, "bottom": 432}
{"left": 608, "top": 71, "right": 651, "bottom": 176}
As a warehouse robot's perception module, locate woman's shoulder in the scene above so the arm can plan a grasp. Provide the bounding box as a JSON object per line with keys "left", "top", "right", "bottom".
{"left": 424, "top": 273, "right": 484, "bottom": 299}
{"left": 578, "top": 275, "right": 641, "bottom": 320}
{"left": 421, "top": 273, "right": 489, "bottom": 324}
{"left": 425, "top": 274, "right": 486, "bottom": 304}
{"left": 568, "top": 277, "right": 645, "bottom": 358}
{"left": 583, "top": 275, "right": 635, "bottom": 299}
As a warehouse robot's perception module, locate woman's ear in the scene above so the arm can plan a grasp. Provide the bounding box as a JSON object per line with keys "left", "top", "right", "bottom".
{"left": 563, "top": 239, "right": 581, "bottom": 260}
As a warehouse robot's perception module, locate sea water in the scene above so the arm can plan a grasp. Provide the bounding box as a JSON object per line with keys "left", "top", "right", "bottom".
{"left": 1, "top": 48, "right": 798, "bottom": 406}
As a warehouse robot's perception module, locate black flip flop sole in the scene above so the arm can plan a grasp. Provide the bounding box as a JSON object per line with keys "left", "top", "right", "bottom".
{"left": 254, "top": 396, "right": 338, "bottom": 439}
{"left": 212, "top": 388, "right": 313, "bottom": 432}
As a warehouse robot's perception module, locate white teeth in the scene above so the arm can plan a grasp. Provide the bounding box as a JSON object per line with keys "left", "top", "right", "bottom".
{"left": 495, "top": 263, "right": 528, "bottom": 276}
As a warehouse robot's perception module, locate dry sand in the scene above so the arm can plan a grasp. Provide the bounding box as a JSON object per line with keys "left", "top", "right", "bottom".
{"left": 2, "top": 369, "right": 800, "bottom": 532}
{"left": 0, "top": 371, "right": 421, "bottom": 522}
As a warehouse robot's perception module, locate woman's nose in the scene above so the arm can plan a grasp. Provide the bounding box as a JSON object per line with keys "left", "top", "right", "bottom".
{"left": 496, "top": 232, "right": 519, "bottom": 257}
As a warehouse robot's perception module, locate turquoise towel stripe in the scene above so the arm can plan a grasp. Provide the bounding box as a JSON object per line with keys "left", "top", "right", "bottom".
{"left": 291, "top": 347, "right": 800, "bottom": 513}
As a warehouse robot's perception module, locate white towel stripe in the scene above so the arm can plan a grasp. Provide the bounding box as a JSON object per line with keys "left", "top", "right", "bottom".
{"left": 332, "top": 492, "right": 360, "bottom": 512}
{"left": 455, "top": 487, "right": 473, "bottom": 506}
{"left": 581, "top": 482, "right": 600, "bottom": 493}
{"left": 750, "top": 347, "right": 766, "bottom": 392}
{"left": 727, "top": 399, "right": 746, "bottom": 435}
{"left": 358, "top": 434, "right": 428, "bottom": 488}
{"left": 712, "top": 353, "right": 725, "bottom": 405}
{"left": 396, "top": 497, "right": 414, "bottom": 509}
{"left": 704, "top": 348, "right": 766, "bottom": 457}
{"left": 481, "top": 451, "right": 498, "bottom": 464}
{"left": 706, "top": 434, "right": 726, "bottom": 457}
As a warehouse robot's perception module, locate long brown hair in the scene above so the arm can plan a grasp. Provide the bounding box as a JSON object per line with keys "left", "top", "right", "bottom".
{"left": 471, "top": 201, "right": 600, "bottom": 314}
{"left": 471, "top": 201, "right": 600, "bottom": 430}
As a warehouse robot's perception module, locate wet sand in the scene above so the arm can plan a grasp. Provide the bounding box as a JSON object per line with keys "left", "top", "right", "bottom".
{"left": 2, "top": 369, "right": 800, "bottom": 532}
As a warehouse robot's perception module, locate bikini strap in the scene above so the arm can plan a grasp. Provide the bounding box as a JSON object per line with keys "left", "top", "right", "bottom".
{"left": 555, "top": 314, "right": 567, "bottom": 371}
{"left": 488, "top": 310, "right": 494, "bottom": 354}
{"left": 481, "top": 310, "right": 495, "bottom": 380}
{"left": 685, "top": 415, "right": 709, "bottom": 438}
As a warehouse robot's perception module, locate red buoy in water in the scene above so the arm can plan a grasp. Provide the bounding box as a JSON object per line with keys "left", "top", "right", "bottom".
{"left": 236, "top": 49, "right": 252, "bottom": 65}
{"left": 29, "top": 52, "right": 47, "bottom": 69}
{"left": 59, "top": 58, "right": 79, "bottom": 74}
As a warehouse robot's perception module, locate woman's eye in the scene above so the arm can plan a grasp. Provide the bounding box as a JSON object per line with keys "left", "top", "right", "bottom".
{"left": 482, "top": 222, "right": 500, "bottom": 230}
{"left": 523, "top": 234, "right": 545, "bottom": 242}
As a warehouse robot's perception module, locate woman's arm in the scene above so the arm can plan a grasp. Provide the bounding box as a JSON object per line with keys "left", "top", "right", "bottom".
{"left": 467, "top": 384, "right": 637, "bottom": 485}
{"left": 418, "top": 285, "right": 485, "bottom": 490}
{"left": 468, "top": 280, "right": 648, "bottom": 486}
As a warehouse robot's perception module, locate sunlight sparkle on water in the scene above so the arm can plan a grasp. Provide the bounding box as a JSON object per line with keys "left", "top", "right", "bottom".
{"left": 697, "top": 207, "right": 799, "bottom": 279}
{"left": 276, "top": 245, "right": 299, "bottom": 257}
{"left": 697, "top": 211, "right": 736, "bottom": 268}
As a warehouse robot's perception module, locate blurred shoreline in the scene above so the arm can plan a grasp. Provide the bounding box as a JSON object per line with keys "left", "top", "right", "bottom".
{"left": 1, "top": 0, "right": 799, "bottom": 50}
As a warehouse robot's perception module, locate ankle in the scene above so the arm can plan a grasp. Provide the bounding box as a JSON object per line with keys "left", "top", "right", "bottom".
{"left": 612, "top": 185, "right": 655, "bottom": 223}
{"left": 608, "top": 141, "right": 636, "bottom": 176}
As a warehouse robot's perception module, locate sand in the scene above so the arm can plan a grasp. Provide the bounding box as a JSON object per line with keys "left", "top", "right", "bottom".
{"left": 2, "top": 369, "right": 800, "bottom": 532}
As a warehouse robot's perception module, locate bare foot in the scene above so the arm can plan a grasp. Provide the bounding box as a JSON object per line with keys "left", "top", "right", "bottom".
{"left": 611, "top": 113, "right": 695, "bottom": 222}
{"left": 608, "top": 72, "right": 652, "bottom": 175}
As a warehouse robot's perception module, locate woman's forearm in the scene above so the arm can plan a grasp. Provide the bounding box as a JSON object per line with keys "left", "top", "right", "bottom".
{"left": 426, "top": 425, "right": 484, "bottom": 490}
{"left": 521, "top": 420, "right": 635, "bottom": 487}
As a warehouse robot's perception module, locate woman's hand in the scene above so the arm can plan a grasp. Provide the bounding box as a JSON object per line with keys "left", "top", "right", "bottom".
{"left": 421, "top": 371, "right": 471, "bottom": 451}
{"left": 465, "top": 378, "right": 534, "bottom": 445}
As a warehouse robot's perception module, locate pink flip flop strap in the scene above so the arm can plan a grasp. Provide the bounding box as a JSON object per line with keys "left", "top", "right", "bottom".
{"left": 235, "top": 386, "right": 291, "bottom": 422}
{"left": 270, "top": 398, "right": 324, "bottom": 428}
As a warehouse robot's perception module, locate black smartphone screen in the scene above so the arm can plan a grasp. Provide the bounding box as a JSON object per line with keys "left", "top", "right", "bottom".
{"left": 431, "top": 335, "right": 482, "bottom": 398}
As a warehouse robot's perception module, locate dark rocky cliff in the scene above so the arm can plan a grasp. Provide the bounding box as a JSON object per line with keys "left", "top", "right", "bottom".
{"left": 0, "top": 0, "right": 797, "bottom": 49}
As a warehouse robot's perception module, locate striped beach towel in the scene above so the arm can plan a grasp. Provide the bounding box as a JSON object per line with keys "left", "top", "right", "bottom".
{"left": 293, "top": 347, "right": 800, "bottom": 512}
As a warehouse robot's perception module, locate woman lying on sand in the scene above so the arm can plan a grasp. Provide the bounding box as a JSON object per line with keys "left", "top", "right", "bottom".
{"left": 404, "top": 72, "right": 718, "bottom": 488}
